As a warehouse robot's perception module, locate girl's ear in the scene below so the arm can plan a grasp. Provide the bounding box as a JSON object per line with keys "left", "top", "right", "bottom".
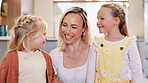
{"left": 114, "top": 17, "right": 120, "bottom": 26}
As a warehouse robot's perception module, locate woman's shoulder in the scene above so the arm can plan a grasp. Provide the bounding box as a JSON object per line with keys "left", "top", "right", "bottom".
{"left": 50, "top": 47, "right": 61, "bottom": 54}
{"left": 49, "top": 47, "right": 62, "bottom": 58}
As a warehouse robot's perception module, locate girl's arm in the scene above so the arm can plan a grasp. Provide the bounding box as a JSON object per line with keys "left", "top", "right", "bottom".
{"left": 86, "top": 40, "right": 97, "bottom": 83}
{"left": 51, "top": 65, "right": 57, "bottom": 83}
{"left": 128, "top": 39, "right": 143, "bottom": 83}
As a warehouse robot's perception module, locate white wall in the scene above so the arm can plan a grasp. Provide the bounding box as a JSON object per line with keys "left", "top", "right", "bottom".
{"left": 33, "top": 0, "right": 54, "bottom": 37}
{"left": 129, "top": 0, "right": 144, "bottom": 38}
{"left": 145, "top": 1, "right": 148, "bottom": 41}
{"left": 0, "top": 0, "right": 2, "bottom": 9}
{"left": 32, "top": 0, "right": 144, "bottom": 38}
{"left": 21, "top": 0, "right": 33, "bottom": 15}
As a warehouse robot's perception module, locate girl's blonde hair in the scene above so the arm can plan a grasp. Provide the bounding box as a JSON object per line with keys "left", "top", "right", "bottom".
{"left": 58, "top": 7, "right": 91, "bottom": 51}
{"left": 101, "top": 3, "right": 129, "bottom": 36}
{"left": 8, "top": 15, "right": 47, "bottom": 52}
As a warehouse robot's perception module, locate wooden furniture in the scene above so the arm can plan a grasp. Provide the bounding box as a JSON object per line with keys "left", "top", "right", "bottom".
{"left": 0, "top": 0, "right": 21, "bottom": 30}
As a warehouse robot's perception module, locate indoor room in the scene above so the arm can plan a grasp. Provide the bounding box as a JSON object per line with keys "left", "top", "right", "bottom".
{"left": 0, "top": 0, "right": 148, "bottom": 82}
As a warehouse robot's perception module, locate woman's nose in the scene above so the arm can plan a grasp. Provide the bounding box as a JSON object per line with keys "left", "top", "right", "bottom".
{"left": 66, "top": 27, "right": 71, "bottom": 33}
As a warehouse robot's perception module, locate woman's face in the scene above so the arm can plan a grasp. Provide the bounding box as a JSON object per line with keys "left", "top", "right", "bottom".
{"left": 96, "top": 7, "right": 116, "bottom": 33}
{"left": 61, "top": 13, "right": 85, "bottom": 45}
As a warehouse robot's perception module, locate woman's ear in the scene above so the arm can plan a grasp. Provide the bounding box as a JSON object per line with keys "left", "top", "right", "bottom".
{"left": 82, "top": 26, "right": 86, "bottom": 36}
{"left": 83, "top": 26, "right": 87, "bottom": 32}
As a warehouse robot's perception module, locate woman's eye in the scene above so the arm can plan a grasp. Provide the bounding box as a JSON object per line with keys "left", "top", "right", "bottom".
{"left": 72, "top": 26, "right": 77, "bottom": 29}
{"left": 62, "top": 24, "right": 67, "bottom": 27}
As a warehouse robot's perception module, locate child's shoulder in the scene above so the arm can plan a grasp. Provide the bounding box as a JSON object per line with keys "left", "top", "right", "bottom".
{"left": 123, "top": 35, "right": 137, "bottom": 47}
{"left": 126, "top": 35, "right": 137, "bottom": 42}
{"left": 6, "top": 51, "right": 17, "bottom": 57}
{"left": 39, "top": 50, "right": 53, "bottom": 61}
{"left": 1, "top": 51, "right": 17, "bottom": 62}
{"left": 91, "top": 36, "right": 104, "bottom": 46}
{"left": 40, "top": 50, "right": 49, "bottom": 56}
{"left": 94, "top": 36, "right": 104, "bottom": 41}
{"left": 40, "top": 50, "right": 46, "bottom": 53}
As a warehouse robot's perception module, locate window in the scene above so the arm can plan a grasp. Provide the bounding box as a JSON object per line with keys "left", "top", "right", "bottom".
{"left": 53, "top": 0, "right": 129, "bottom": 38}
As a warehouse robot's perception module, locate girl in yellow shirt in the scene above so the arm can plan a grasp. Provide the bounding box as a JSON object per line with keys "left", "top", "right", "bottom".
{"left": 87, "top": 3, "right": 142, "bottom": 83}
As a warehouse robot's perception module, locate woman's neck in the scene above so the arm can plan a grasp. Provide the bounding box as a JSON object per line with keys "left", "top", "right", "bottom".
{"left": 66, "top": 39, "right": 85, "bottom": 53}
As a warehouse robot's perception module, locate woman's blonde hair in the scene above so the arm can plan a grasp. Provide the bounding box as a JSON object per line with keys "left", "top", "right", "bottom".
{"left": 101, "top": 3, "right": 129, "bottom": 36}
{"left": 8, "top": 15, "right": 47, "bottom": 52}
{"left": 58, "top": 7, "right": 91, "bottom": 51}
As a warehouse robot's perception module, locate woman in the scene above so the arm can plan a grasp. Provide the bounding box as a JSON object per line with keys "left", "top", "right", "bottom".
{"left": 49, "top": 7, "right": 91, "bottom": 83}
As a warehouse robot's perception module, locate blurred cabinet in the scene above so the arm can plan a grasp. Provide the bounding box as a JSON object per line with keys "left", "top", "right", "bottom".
{"left": 0, "top": 0, "right": 21, "bottom": 29}
{"left": 0, "top": 40, "right": 9, "bottom": 61}
{"left": 144, "top": 42, "right": 148, "bottom": 78}
{"left": 144, "top": 0, "right": 148, "bottom": 78}
{"left": 21, "top": 0, "right": 33, "bottom": 15}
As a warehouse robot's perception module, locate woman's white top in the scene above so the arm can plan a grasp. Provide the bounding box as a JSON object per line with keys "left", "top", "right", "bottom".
{"left": 18, "top": 50, "right": 46, "bottom": 83}
{"left": 49, "top": 47, "right": 88, "bottom": 83}
{"left": 87, "top": 36, "right": 143, "bottom": 83}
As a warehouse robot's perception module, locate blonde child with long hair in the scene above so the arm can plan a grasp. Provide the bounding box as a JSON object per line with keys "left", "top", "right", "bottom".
{"left": 0, "top": 15, "right": 57, "bottom": 83}
{"left": 87, "top": 3, "right": 142, "bottom": 83}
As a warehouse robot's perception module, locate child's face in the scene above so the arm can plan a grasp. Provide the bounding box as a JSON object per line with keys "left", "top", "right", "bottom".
{"left": 29, "top": 33, "right": 47, "bottom": 51}
{"left": 97, "top": 7, "right": 116, "bottom": 33}
{"left": 61, "top": 13, "right": 85, "bottom": 45}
